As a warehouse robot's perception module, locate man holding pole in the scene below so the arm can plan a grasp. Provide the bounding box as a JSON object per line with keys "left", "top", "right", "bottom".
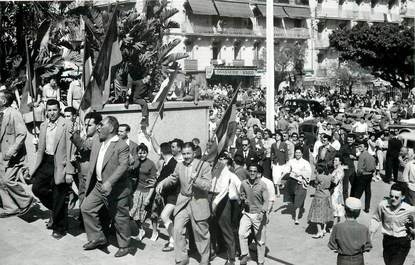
{"left": 0, "top": 91, "right": 34, "bottom": 217}
{"left": 156, "top": 142, "right": 212, "bottom": 265}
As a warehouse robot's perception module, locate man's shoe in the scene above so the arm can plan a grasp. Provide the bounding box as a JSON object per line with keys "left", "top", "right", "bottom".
{"left": 210, "top": 252, "right": 217, "bottom": 261}
{"left": 0, "top": 211, "right": 18, "bottom": 218}
{"left": 83, "top": 238, "right": 108, "bottom": 250}
{"left": 175, "top": 258, "right": 189, "bottom": 265}
{"left": 364, "top": 209, "right": 370, "bottom": 213}
{"left": 51, "top": 231, "right": 66, "bottom": 240}
{"left": 162, "top": 243, "right": 174, "bottom": 252}
{"left": 225, "top": 260, "right": 236, "bottom": 265}
{"left": 19, "top": 197, "right": 35, "bottom": 216}
{"left": 240, "top": 255, "right": 249, "bottom": 265}
{"left": 114, "top": 247, "right": 129, "bottom": 258}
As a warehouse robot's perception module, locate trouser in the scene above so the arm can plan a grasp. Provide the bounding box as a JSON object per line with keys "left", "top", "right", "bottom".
{"left": 32, "top": 155, "right": 68, "bottom": 233}
{"left": 81, "top": 182, "right": 131, "bottom": 248}
{"left": 343, "top": 169, "right": 355, "bottom": 202}
{"left": 385, "top": 157, "right": 399, "bottom": 182}
{"left": 230, "top": 200, "right": 241, "bottom": 254}
{"left": 0, "top": 161, "right": 33, "bottom": 215}
{"left": 77, "top": 174, "right": 87, "bottom": 206}
{"left": 383, "top": 235, "right": 411, "bottom": 265}
{"left": 132, "top": 98, "right": 149, "bottom": 126}
{"left": 174, "top": 203, "right": 210, "bottom": 265}
{"left": 211, "top": 195, "right": 236, "bottom": 261}
{"left": 337, "top": 253, "right": 364, "bottom": 265}
{"left": 262, "top": 158, "right": 272, "bottom": 180}
{"left": 239, "top": 213, "right": 266, "bottom": 264}
{"left": 351, "top": 174, "right": 372, "bottom": 211}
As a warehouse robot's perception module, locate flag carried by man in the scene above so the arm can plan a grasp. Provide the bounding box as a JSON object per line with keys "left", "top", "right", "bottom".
{"left": 203, "top": 83, "right": 241, "bottom": 163}
{"left": 80, "top": 6, "right": 122, "bottom": 111}
{"left": 151, "top": 63, "right": 179, "bottom": 120}
{"left": 20, "top": 20, "right": 51, "bottom": 114}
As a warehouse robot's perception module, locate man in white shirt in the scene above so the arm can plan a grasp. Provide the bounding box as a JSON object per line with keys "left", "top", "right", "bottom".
{"left": 352, "top": 117, "right": 368, "bottom": 137}
{"left": 210, "top": 153, "right": 241, "bottom": 264}
{"left": 80, "top": 116, "right": 131, "bottom": 258}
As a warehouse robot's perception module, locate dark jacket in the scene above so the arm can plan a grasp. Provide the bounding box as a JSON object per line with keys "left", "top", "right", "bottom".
{"left": 270, "top": 141, "right": 289, "bottom": 165}
{"left": 387, "top": 137, "right": 403, "bottom": 158}
{"left": 235, "top": 148, "right": 259, "bottom": 167}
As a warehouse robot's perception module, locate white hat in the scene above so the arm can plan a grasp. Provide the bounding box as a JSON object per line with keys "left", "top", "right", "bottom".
{"left": 345, "top": 197, "right": 362, "bottom": 210}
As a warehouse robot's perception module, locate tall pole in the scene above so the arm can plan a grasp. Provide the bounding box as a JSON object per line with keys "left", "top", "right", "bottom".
{"left": 266, "top": 0, "right": 275, "bottom": 132}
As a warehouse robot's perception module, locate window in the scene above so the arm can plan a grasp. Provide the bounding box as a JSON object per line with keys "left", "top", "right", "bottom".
{"left": 293, "top": 19, "right": 303, "bottom": 28}
{"left": 212, "top": 44, "right": 221, "bottom": 60}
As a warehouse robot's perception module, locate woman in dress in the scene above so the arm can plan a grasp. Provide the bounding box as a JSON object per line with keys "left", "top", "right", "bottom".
{"left": 330, "top": 155, "right": 345, "bottom": 226}
{"left": 262, "top": 129, "right": 276, "bottom": 180}
{"left": 271, "top": 131, "right": 289, "bottom": 197}
{"left": 129, "top": 143, "right": 158, "bottom": 241}
{"left": 308, "top": 164, "right": 334, "bottom": 238}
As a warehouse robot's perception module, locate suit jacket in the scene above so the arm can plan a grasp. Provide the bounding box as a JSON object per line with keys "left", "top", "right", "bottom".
{"left": 127, "top": 139, "right": 140, "bottom": 175}
{"left": 317, "top": 144, "right": 337, "bottom": 172}
{"left": 85, "top": 136, "right": 130, "bottom": 199}
{"left": 235, "top": 148, "right": 259, "bottom": 167}
{"left": 157, "top": 157, "right": 178, "bottom": 196}
{"left": 270, "top": 141, "right": 289, "bottom": 165}
{"left": 387, "top": 137, "right": 403, "bottom": 158}
{"left": 32, "top": 116, "right": 75, "bottom": 184}
{"left": 71, "top": 132, "right": 99, "bottom": 176}
{"left": 0, "top": 107, "right": 27, "bottom": 166}
{"left": 162, "top": 158, "right": 212, "bottom": 221}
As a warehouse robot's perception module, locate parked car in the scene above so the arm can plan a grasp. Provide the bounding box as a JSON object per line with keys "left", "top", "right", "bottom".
{"left": 284, "top": 99, "right": 325, "bottom": 117}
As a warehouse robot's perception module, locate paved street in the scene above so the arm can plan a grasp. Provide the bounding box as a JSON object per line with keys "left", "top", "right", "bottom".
{"left": 1, "top": 181, "right": 414, "bottom": 265}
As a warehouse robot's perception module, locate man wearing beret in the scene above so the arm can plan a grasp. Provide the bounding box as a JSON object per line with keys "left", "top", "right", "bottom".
{"left": 328, "top": 197, "right": 372, "bottom": 265}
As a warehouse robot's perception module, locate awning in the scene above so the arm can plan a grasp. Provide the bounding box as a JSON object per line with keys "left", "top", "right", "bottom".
{"left": 283, "top": 6, "right": 311, "bottom": 18}
{"left": 188, "top": 0, "right": 218, "bottom": 16}
{"left": 214, "top": 0, "right": 253, "bottom": 17}
{"left": 257, "top": 4, "right": 288, "bottom": 18}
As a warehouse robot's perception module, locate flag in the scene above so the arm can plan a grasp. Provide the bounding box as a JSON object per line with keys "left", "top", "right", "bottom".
{"left": 214, "top": 83, "right": 241, "bottom": 157}
{"left": 152, "top": 63, "right": 178, "bottom": 119}
{"left": 80, "top": 7, "right": 122, "bottom": 111}
{"left": 83, "top": 18, "right": 93, "bottom": 91}
{"left": 20, "top": 40, "right": 36, "bottom": 114}
{"left": 20, "top": 20, "right": 50, "bottom": 114}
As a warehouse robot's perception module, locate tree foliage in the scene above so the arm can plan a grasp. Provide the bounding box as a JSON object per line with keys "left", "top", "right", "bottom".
{"left": 327, "top": 61, "right": 372, "bottom": 95}
{"left": 329, "top": 22, "right": 414, "bottom": 91}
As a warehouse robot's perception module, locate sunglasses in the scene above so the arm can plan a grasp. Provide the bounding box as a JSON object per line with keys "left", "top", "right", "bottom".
{"left": 242, "top": 144, "right": 249, "bottom": 146}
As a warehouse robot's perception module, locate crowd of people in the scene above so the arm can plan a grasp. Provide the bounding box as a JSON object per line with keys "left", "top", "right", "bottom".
{"left": 1, "top": 75, "right": 415, "bottom": 265}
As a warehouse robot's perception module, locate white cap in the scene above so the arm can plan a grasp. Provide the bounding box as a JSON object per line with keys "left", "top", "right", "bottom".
{"left": 345, "top": 197, "right": 362, "bottom": 210}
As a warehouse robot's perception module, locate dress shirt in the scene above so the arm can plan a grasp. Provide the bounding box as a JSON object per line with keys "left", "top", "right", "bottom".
{"left": 45, "top": 120, "right": 58, "bottom": 155}
{"left": 402, "top": 160, "right": 415, "bottom": 191}
{"left": 125, "top": 138, "right": 130, "bottom": 146}
{"left": 313, "top": 140, "right": 323, "bottom": 159}
{"left": 96, "top": 135, "right": 119, "bottom": 181}
{"left": 370, "top": 200, "right": 415, "bottom": 238}
{"left": 261, "top": 177, "right": 276, "bottom": 204}
{"left": 211, "top": 166, "right": 241, "bottom": 205}
{"left": 357, "top": 150, "right": 376, "bottom": 175}
{"left": 328, "top": 220, "right": 372, "bottom": 255}
{"left": 286, "top": 158, "right": 312, "bottom": 182}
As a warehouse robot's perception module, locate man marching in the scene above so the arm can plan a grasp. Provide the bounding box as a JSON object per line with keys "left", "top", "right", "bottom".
{"left": 0, "top": 91, "right": 34, "bottom": 217}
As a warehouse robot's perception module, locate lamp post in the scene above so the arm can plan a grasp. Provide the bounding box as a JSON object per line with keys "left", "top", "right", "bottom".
{"left": 266, "top": 0, "right": 275, "bottom": 131}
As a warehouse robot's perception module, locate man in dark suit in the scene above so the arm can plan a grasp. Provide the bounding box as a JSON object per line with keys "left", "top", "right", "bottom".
{"left": 118, "top": 124, "right": 139, "bottom": 184}
{"left": 80, "top": 116, "right": 131, "bottom": 257}
{"left": 316, "top": 133, "right": 337, "bottom": 174}
{"left": 155, "top": 142, "right": 178, "bottom": 252}
{"left": 234, "top": 138, "right": 258, "bottom": 168}
{"left": 340, "top": 134, "right": 358, "bottom": 200}
{"left": 31, "top": 99, "right": 76, "bottom": 239}
{"left": 228, "top": 126, "right": 243, "bottom": 156}
{"left": 385, "top": 129, "right": 403, "bottom": 183}
{"left": 0, "top": 91, "right": 33, "bottom": 217}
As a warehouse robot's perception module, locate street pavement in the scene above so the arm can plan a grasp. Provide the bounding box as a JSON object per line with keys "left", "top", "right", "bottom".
{"left": 0, "top": 181, "right": 414, "bottom": 265}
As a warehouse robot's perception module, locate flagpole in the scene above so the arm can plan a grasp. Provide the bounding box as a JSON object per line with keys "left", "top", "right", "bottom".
{"left": 25, "top": 37, "right": 38, "bottom": 143}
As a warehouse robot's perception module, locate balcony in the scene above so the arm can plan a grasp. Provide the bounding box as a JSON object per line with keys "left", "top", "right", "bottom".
{"left": 211, "top": 59, "right": 225, "bottom": 66}
{"left": 274, "top": 28, "right": 310, "bottom": 39}
{"left": 316, "top": 5, "right": 354, "bottom": 20}
{"left": 315, "top": 68, "right": 328, "bottom": 77}
{"left": 183, "top": 59, "right": 198, "bottom": 71}
{"left": 232, "top": 60, "right": 245, "bottom": 67}
{"left": 401, "top": 6, "right": 415, "bottom": 18}
{"left": 314, "top": 38, "right": 330, "bottom": 49}
{"left": 253, "top": 59, "right": 265, "bottom": 68}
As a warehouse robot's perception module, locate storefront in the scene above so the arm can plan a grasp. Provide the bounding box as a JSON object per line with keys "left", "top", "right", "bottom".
{"left": 205, "top": 66, "right": 261, "bottom": 88}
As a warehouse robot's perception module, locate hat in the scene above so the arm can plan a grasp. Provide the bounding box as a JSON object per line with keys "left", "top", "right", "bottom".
{"left": 345, "top": 197, "right": 361, "bottom": 210}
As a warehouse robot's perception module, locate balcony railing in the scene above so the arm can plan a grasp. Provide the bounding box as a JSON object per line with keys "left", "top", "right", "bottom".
{"left": 316, "top": 4, "right": 402, "bottom": 22}
{"left": 232, "top": 60, "right": 245, "bottom": 67}
{"left": 253, "top": 59, "right": 265, "bottom": 68}
{"left": 274, "top": 28, "right": 310, "bottom": 39}
{"left": 183, "top": 59, "right": 198, "bottom": 71}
